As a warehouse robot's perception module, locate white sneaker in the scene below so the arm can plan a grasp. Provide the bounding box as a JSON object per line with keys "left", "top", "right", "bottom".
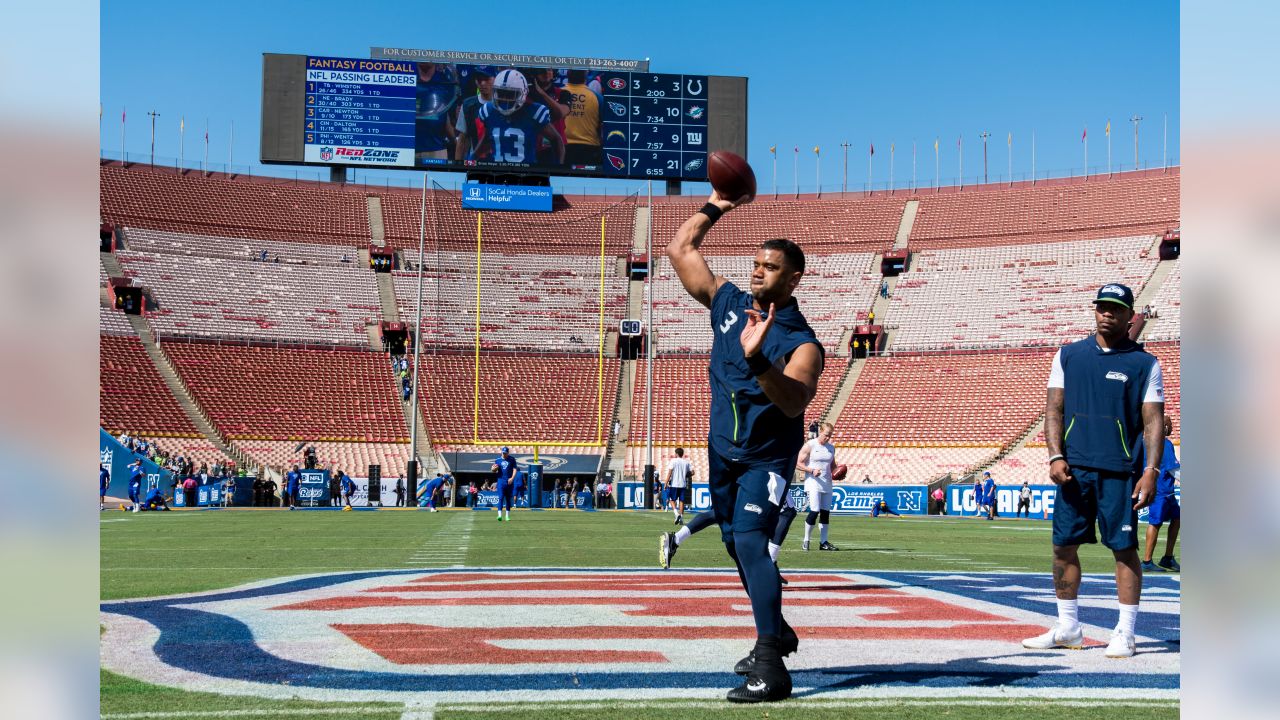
{"left": 1022, "top": 624, "right": 1084, "bottom": 650}
{"left": 131, "top": 505, "right": 139, "bottom": 513}
{"left": 1104, "top": 629, "right": 1136, "bottom": 658}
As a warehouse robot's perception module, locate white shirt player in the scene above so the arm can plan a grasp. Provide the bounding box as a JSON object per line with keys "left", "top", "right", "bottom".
{"left": 667, "top": 455, "right": 692, "bottom": 488}
{"left": 801, "top": 437, "right": 836, "bottom": 494}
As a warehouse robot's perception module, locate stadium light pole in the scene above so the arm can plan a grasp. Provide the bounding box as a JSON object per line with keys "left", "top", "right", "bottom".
{"left": 147, "top": 110, "right": 159, "bottom": 167}
{"left": 1131, "top": 115, "right": 1143, "bottom": 169}
{"left": 839, "top": 141, "right": 850, "bottom": 195}
{"left": 408, "top": 171, "right": 429, "bottom": 502}
{"left": 979, "top": 131, "right": 989, "bottom": 184}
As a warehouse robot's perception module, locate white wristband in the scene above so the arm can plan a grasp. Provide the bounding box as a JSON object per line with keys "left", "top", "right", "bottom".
{"left": 1048, "top": 454, "right": 1065, "bottom": 464}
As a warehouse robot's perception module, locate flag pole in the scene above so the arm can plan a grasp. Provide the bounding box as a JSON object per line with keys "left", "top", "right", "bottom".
{"left": 1007, "top": 132, "right": 1012, "bottom": 186}
{"left": 179, "top": 116, "right": 185, "bottom": 169}
{"left": 793, "top": 146, "right": 798, "bottom": 197}
{"left": 840, "top": 142, "right": 850, "bottom": 195}
{"left": 147, "top": 110, "right": 159, "bottom": 167}
{"left": 866, "top": 142, "right": 873, "bottom": 195}
{"left": 1083, "top": 126, "right": 1088, "bottom": 179}
{"left": 1031, "top": 131, "right": 1036, "bottom": 185}
{"left": 1162, "top": 113, "right": 1167, "bottom": 170}
{"left": 814, "top": 147, "right": 821, "bottom": 196}
{"left": 229, "top": 120, "right": 235, "bottom": 172}
{"left": 934, "top": 138, "right": 939, "bottom": 190}
{"left": 770, "top": 146, "right": 777, "bottom": 198}
{"left": 889, "top": 142, "right": 895, "bottom": 193}
{"left": 1131, "top": 115, "right": 1143, "bottom": 169}
{"left": 958, "top": 136, "right": 963, "bottom": 190}
{"left": 911, "top": 140, "right": 917, "bottom": 192}
{"left": 120, "top": 108, "right": 126, "bottom": 164}
{"left": 1106, "top": 119, "right": 1112, "bottom": 176}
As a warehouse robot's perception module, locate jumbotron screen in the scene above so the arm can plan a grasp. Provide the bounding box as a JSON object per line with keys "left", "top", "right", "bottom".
{"left": 261, "top": 53, "right": 748, "bottom": 181}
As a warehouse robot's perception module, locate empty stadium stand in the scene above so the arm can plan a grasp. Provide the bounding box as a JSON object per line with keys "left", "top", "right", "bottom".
{"left": 100, "top": 334, "right": 202, "bottom": 439}
{"left": 116, "top": 251, "right": 381, "bottom": 345}
{"left": 909, "top": 171, "right": 1179, "bottom": 249}
{"left": 163, "top": 342, "right": 406, "bottom": 442}
{"left": 1143, "top": 261, "right": 1181, "bottom": 341}
{"left": 100, "top": 162, "right": 371, "bottom": 245}
{"left": 884, "top": 235, "right": 1158, "bottom": 350}
{"left": 231, "top": 440, "right": 410, "bottom": 477}
{"left": 414, "top": 352, "right": 620, "bottom": 445}
{"left": 833, "top": 350, "right": 1053, "bottom": 446}
{"left": 391, "top": 251, "right": 629, "bottom": 351}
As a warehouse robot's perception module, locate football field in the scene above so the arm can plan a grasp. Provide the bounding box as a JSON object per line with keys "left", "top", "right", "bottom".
{"left": 100, "top": 508, "right": 1179, "bottom": 719}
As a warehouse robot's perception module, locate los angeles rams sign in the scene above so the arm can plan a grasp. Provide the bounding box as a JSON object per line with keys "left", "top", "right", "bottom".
{"left": 100, "top": 568, "right": 1178, "bottom": 704}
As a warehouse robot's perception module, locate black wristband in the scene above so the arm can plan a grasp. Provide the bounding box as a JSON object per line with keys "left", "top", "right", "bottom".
{"left": 745, "top": 352, "right": 772, "bottom": 377}
{"left": 697, "top": 203, "right": 724, "bottom": 225}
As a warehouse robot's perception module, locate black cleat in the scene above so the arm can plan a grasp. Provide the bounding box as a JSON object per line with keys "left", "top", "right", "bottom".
{"left": 734, "top": 625, "right": 799, "bottom": 674}
{"left": 659, "top": 532, "right": 677, "bottom": 569}
{"left": 819, "top": 541, "right": 839, "bottom": 551}
{"left": 726, "top": 668, "right": 792, "bottom": 703}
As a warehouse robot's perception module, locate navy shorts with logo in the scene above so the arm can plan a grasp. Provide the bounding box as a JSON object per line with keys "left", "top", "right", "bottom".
{"left": 1052, "top": 466, "right": 1139, "bottom": 551}
{"left": 1146, "top": 493, "right": 1180, "bottom": 527}
{"left": 707, "top": 449, "right": 795, "bottom": 543}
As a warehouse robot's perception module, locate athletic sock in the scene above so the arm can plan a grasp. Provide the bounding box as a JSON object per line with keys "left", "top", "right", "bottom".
{"left": 1057, "top": 599, "right": 1080, "bottom": 630}
{"left": 674, "top": 525, "right": 692, "bottom": 545}
{"left": 819, "top": 523, "right": 829, "bottom": 544}
{"left": 803, "top": 523, "right": 813, "bottom": 544}
{"left": 1117, "top": 602, "right": 1139, "bottom": 635}
{"left": 768, "top": 542, "right": 780, "bottom": 562}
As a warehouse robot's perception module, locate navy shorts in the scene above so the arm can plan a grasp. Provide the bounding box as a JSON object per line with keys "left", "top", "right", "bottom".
{"left": 707, "top": 449, "right": 795, "bottom": 543}
{"left": 1146, "top": 493, "right": 1180, "bottom": 527}
{"left": 1052, "top": 466, "right": 1139, "bottom": 551}
{"left": 497, "top": 482, "right": 514, "bottom": 508}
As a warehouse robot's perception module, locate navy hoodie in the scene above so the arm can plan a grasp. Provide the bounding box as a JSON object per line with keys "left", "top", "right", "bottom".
{"left": 707, "top": 281, "right": 824, "bottom": 464}
{"left": 1058, "top": 335, "right": 1162, "bottom": 474}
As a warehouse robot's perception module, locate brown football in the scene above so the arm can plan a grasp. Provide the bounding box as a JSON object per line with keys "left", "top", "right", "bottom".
{"left": 832, "top": 464, "right": 848, "bottom": 481}
{"left": 707, "top": 151, "right": 757, "bottom": 202}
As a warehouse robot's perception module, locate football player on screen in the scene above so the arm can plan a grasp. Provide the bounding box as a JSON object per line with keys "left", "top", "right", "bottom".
{"left": 474, "top": 70, "right": 564, "bottom": 166}
{"left": 415, "top": 63, "right": 460, "bottom": 162}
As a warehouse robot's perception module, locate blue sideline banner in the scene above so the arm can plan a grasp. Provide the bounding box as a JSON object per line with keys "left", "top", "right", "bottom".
{"left": 948, "top": 484, "right": 1181, "bottom": 522}
{"left": 616, "top": 482, "right": 928, "bottom": 516}
{"left": 460, "top": 183, "right": 553, "bottom": 212}
{"left": 99, "top": 428, "right": 173, "bottom": 500}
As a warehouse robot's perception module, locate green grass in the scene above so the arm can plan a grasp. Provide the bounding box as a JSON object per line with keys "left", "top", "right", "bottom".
{"left": 101, "top": 508, "right": 1117, "bottom": 600}
{"left": 100, "top": 508, "right": 1170, "bottom": 719}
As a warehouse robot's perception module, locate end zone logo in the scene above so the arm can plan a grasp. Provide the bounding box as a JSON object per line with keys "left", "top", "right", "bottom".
{"left": 99, "top": 568, "right": 1178, "bottom": 703}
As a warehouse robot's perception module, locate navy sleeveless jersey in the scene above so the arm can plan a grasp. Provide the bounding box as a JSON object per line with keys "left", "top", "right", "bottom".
{"left": 707, "top": 281, "right": 824, "bottom": 463}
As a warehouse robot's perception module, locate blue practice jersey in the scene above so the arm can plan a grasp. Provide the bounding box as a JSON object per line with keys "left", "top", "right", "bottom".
{"left": 144, "top": 487, "right": 164, "bottom": 504}
{"left": 983, "top": 478, "right": 996, "bottom": 504}
{"left": 477, "top": 102, "right": 551, "bottom": 165}
{"left": 494, "top": 455, "right": 519, "bottom": 484}
{"left": 129, "top": 465, "right": 144, "bottom": 484}
{"left": 100, "top": 467, "right": 110, "bottom": 492}
{"left": 1139, "top": 438, "right": 1181, "bottom": 496}
{"left": 286, "top": 471, "right": 300, "bottom": 489}
{"left": 424, "top": 477, "right": 444, "bottom": 495}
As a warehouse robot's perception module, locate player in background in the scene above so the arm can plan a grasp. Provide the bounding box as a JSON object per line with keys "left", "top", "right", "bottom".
{"left": 1017, "top": 481, "right": 1032, "bottom": 518}
{"left": 475, "top": 70, "right": 564, "bottom": 166}
{"left": 972, "top": 474, "right": 985, "bottom": 517}
{"left": 663, "top": 495, "right": 797, "bottom": 586}
{"left": 1023, "top": 283, "right": 1163, "bottom": 659}
{"left": 561, "top": 69, "right": 603, "bottom": 167}
{"left": 1140, "top": 415, "right": 1181, "bottom": 572}
{"left": 139, "top": 486, "right": 171, "bottom": 511}
{"left": 128, "top": 459, "right": 144, "bottom": 513}
{"left": 798, "top": 422, "right": 838, "bottom": 551}
{"left": 668, "top": 191, "right": 825, "bottom": 702}
{"left": 526, "top": 68, "right": 571, "bottom": 165}
{"left": 871, "top": 499, "right": 900, "bottom": 517}
{"left": 100, "top": 463, "right": 110, "bottom": 511}
{"left": 492, "top": 446, "right": 518, "bottom": 522}
{"left": 340, "top": 471, "right": 356, "bottom": 508}
{"left": 666, "top": 448, "right": 693, "bottom": 525}
{"left": 414, "top": 63, "right": 460, "bottom": 162}
{"left": 983, "top": 471, "right": 998, "bottom": 520}
{"left": 421, "top": 473, "right": 445, "bottom": 512}
{"left": 454, "top": 66, "right": 496, "bottom": 161}
{"left": 285, "top": 465, "right": 300, "bottom": 509}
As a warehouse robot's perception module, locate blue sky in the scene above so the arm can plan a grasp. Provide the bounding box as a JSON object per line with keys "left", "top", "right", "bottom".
{"left": 100, "top": 0, "right": 1178, "bottom": 194}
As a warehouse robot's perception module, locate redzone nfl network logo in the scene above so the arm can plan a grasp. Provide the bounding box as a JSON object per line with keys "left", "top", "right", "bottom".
{"left": 98, "top": 568, "right": 1178, "bottom": 703}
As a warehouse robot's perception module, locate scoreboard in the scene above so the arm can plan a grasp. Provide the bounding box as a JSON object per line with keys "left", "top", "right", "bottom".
{"left": 303, "top": 57, "right": 417, "bottom": 167}
{"left": 262, "top": 53, "right": 747, "bottom": 182}
{"left": 597, "top": 71, "right": 708, "bottom": 178}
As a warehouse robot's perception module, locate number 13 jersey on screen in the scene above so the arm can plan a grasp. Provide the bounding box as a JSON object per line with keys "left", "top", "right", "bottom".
{"left": 476, "top": 101, "right": 553, "bottom": 165}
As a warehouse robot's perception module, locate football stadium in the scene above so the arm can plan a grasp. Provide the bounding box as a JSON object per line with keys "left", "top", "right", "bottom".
{"left": 99, "top": 8, "right": 1180, "bottom": 720}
